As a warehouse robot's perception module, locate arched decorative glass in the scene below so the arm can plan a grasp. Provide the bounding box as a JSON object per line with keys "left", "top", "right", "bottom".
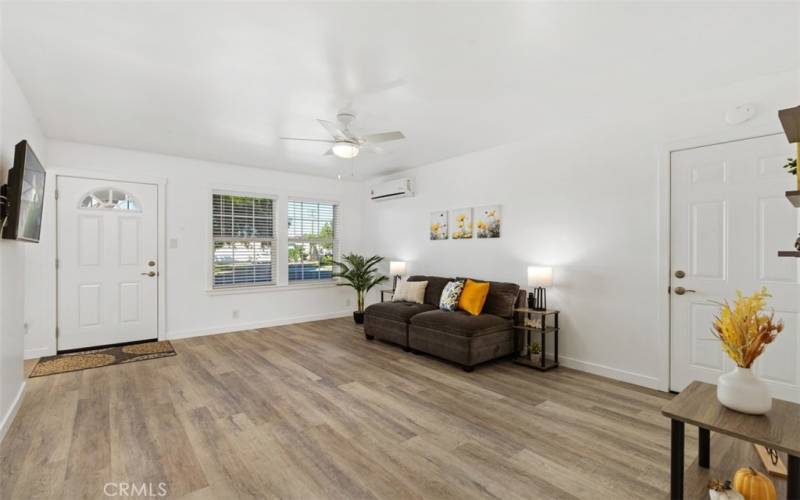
{"left": 79, "top": 188, "right": 141, "bottom": 211}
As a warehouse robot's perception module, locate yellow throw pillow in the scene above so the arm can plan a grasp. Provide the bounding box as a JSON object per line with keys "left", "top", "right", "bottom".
{"left": 457, "top": 279, "right": 490, "bottom": 316}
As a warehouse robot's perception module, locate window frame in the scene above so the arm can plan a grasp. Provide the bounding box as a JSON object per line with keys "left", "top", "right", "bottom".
{"left": 209, "top": 189, "right": 278, "bottom": 290}
{"left": 287, "top": 197, "right": 339, "bottom": 284}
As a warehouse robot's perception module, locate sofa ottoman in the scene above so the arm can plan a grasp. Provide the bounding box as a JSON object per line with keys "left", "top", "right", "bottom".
{"left": 409, "top": 309, "right": 514, "bottom": 370}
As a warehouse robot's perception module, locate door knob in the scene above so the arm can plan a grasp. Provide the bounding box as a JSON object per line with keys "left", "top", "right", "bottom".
{"left": 141, "top": 271, "right": 157, "bottom": 277}
{"left": 674, "top": 286, "right": 696, "bottom": 295}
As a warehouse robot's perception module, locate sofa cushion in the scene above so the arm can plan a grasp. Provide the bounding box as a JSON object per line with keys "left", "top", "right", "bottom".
{"left": 457, "top": 277, "right": 520, "bottom": 319}
{"left": 439, "top": 280, "right": 464, "bottom": 311}
{"left": 457, "top": 279, "right": 490, "bottom": 316}
{"left": 392, "top": 278, "right": 427, "bottom": 304}
{"left": 409, "top": 310, "right": 512, "bottom": 337}
{"left": 408, "top": 275, "right": 452, "bottom": 306}
{"left": 365, "top": 301, "right": 436, "bottom": 323}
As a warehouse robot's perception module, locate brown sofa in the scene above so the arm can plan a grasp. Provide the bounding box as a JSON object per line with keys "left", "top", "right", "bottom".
{"left": 363, "top": 275, "right": 524, "bottom": 371}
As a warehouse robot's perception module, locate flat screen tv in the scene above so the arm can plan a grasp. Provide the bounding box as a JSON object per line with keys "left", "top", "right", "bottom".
{"left": 2, "top": 140, "right": 46, "bottom": 243}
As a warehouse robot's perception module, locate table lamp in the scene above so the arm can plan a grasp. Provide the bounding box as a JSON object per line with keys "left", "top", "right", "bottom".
{"left": 389, "top": 261, "right": 407, "bottom": 290}
{"left": 527, "top": 266, "right": 553, "bottom": 311}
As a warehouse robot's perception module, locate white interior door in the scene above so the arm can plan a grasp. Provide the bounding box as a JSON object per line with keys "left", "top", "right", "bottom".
{"left": 670, "top": 134, "right": 799, "bottom": 402}
{"left": 57, "top": 177, "right": 159, "bottom": 350}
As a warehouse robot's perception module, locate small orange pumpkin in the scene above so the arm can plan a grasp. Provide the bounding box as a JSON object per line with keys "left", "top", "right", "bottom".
{"left": 733, "top": 467, "right": 776, "bottom": 500}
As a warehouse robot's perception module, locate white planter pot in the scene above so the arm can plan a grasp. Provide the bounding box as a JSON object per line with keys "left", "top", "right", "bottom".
{"left": 717, "top": 367, "right": 772, "bottom": 415}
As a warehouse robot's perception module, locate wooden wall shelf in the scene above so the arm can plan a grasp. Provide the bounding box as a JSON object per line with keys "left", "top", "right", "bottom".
{"left": 778, "top": 251, "right": 800, "bottom": 258}
{"left": 788, "top": 191, "right": 800, "bottom": 208}
{"left": 779, "top": 106, "right": 800, "bottom": 143}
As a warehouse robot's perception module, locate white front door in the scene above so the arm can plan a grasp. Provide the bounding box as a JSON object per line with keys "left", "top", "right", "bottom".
{"left": 670, "top": 134, "right": 800, "bottom": 402}
{"left": 57, "top": 177, "right": 159, "bottom": 350}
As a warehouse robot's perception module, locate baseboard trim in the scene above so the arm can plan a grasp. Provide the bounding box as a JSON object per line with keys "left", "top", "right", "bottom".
{"left": 0, "top": 381, "right": 26, "bottom": 444}
{"left": 167, "top": 310, "right": 353, "bottom": 340}
{"left": 24, "top": 346, "right": 54, "bottom": 360}
{"left": 558, "top": 355, "right": 662, "bottom": 391}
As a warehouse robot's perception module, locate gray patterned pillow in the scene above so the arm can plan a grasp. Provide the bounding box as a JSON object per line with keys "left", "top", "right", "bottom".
{"left": 439, "top": 281, "right": 464, "bottom": 311}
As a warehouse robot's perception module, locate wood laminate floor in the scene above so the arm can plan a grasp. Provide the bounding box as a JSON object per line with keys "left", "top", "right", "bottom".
{"left": 0, "top": 317, "right": 771, "bottom": 499}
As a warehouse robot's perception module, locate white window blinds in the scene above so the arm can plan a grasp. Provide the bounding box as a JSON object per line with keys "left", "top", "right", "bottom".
{"left": 212, "top": 193, "right": 275, "bottom": 288}
{"left": 287, "top": 200, "right": 338, "bottom": 282}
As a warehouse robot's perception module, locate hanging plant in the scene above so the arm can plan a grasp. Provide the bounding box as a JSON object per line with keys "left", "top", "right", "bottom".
{"left": 784, "top": 157, "right": 797, "bottom": 176}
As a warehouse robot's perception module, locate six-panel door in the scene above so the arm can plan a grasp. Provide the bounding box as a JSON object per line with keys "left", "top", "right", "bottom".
{"left": 57, "top": 177, "right": 159, "bottom": 350}
{"left": 670, "top": 134, "right": 800, "bottom": 403}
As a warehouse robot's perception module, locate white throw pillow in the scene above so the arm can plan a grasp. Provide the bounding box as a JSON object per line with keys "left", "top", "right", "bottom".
{"left": 393, "top": 279, "right": 428, "bottom": 304}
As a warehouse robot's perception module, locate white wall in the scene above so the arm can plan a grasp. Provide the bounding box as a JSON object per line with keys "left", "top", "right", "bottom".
{"left": 0, "top": 53, "right": 47, "bottom": 439}
{"left": 25, "top": 140, "right": 363, "bottom": 357}
{"left": 362, "top": 70, "right": 800, "bottom": 390}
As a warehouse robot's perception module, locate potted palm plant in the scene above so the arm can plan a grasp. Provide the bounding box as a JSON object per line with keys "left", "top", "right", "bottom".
{"left": 333, "top": 253, "right": 388, "bottom": 324}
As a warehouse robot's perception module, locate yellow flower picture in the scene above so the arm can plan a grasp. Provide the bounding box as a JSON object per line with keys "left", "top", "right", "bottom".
{"left": 430, "top": 211, "right": 448, "bottom": 240}
{"left": 450, "top": 208, "right": 473, "bottom": 239}
{"left": 475, "top": 205, "right": 501, "bottom": 238}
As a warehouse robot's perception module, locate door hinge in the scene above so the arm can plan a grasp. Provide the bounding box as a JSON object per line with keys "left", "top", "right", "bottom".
{"left": 55, "top": 327, "right": 59, "bottom": 338}
{"left": 54, "top": 189, "right": 59, "bottom": 200}
{"left": 55, "top": 258, "right": 59, "bottom": 269}
{"left": 668, "top": 285, "right": 671, "bottom": 294}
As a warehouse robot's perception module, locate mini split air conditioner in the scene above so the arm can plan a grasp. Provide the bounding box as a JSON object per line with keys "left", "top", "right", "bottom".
{"left": 370, "top": 178, "right": 413, "bottom": 201}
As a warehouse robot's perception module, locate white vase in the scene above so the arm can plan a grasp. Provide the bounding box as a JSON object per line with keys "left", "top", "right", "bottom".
{"left": 717, "top": 367, "right": 772, "bottom": 415}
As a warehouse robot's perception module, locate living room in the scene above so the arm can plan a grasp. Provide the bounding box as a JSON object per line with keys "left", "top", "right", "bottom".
{"left": 1, "top": 2, "right": 799, "bottom": 499}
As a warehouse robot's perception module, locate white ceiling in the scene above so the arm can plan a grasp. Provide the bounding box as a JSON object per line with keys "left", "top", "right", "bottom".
{"left": 2, "top": 2, "right": 798, "bottom": 179}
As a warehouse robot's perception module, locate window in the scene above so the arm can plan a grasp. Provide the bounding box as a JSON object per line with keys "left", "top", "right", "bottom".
{"left": 288, "top": 200, "right": 337, "bottom": 282}
{"left": 80, "top": 188, "right": 140, "bottom": 211}
{"left": 212, "top": 193, "right": 275, "bottom": 288}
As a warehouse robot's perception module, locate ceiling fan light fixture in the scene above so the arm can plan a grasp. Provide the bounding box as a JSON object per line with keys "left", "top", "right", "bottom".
{"left": 332, "top": 141, "right": 360, "bottom": 159}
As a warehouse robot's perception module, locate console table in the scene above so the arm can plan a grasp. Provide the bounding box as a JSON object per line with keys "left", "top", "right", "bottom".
{"left": 662, "top": 381, "right": 800, "bottom": 499}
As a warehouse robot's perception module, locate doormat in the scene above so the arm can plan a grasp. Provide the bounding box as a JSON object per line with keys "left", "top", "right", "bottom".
{"left": 29, "top": 341, "right": 176, "bottom": 378}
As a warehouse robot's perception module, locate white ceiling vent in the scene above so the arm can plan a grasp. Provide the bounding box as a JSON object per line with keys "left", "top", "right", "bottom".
{"left": 370, "top": 178, "right": 413, "bottom": 201}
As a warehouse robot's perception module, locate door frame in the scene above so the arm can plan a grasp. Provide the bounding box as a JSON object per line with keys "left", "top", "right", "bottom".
{"left": 656, "top": 126, "right": 785, "bottom": 392}
{"left": 53, "top": 169, "right": 167, "bottom": 351}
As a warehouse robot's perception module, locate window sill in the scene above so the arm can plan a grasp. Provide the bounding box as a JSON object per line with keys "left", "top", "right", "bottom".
{"left": 206, "top": 281, "right": 339, "bottom": 296}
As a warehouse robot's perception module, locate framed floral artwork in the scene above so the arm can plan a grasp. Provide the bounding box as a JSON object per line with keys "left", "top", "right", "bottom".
{"left": 430, "top": 211, "right": 448, "bottom": 240}
{"left": 450, "top": 207, "right": 473, "bottom": 239}
{"left": 475, "top": 205, "right": 501, "bottom": 238}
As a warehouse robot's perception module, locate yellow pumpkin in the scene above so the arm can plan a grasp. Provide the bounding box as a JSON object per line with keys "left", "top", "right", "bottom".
{"left": 733, "top": 468, "right": 776, "bottom": 500}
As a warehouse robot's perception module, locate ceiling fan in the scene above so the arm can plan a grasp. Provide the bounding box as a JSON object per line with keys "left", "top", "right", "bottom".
{"left": 279, "top": 113, "right": 405, "bottom": 159}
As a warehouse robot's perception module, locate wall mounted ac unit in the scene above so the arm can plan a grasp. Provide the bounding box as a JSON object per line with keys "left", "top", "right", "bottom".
{"left": 370, "top": 178, "right": 413, "bottom": 201}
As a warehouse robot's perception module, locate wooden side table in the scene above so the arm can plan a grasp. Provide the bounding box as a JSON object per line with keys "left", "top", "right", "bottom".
{"left": 380, "top": 289, "right": 394, "bottom": 302}
{"left": 512, "top": 308, "right": 559, "bottom": 371}
{"left": 662, "top": 381, "right": 800, "bottom": 499}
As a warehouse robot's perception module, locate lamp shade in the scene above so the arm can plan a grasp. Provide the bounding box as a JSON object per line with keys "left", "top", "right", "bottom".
{"left": 390, "top": 261, "right": 407, "bottom": 276}
{"left": 527, "top": 266, "right": 553, "bottom": 287}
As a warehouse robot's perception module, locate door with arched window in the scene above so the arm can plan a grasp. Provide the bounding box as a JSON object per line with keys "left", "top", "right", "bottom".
{"left": 57, "top": 176, "right": 159, "bottom": 350}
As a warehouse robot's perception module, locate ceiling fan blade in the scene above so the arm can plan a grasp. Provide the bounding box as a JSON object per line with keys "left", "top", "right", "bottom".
{"left": 361, "top": 131, "right": 405, "bottom": 144}
{"left": 317, "top": 119, "right": 348, "bottom": 140}
{"left": 279, "top": 137, "right": 335, "bottom": 143}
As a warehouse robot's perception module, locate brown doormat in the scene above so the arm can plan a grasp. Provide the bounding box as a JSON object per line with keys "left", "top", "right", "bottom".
{"left": 29, "top": 340, "right": 176, "bottom": 378}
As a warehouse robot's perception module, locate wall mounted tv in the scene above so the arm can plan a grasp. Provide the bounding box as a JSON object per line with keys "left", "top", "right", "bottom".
{"left": 1, "top": 140, "right": 46, "bottom": 243}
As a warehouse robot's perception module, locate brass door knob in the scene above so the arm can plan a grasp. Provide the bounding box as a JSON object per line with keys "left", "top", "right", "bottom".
{"left": 674, "top": 286, "right": 696, "bottom": 295}
{"left": 141, "top": 271, "right": 157, "bottom": 277}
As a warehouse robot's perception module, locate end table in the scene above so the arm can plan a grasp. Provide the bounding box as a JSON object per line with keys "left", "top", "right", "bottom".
{"left": 662, "top": 381, "right": 800, "bottom": 499}
{"left": 513, "top": 308, "right": 559, "bottom": 371}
